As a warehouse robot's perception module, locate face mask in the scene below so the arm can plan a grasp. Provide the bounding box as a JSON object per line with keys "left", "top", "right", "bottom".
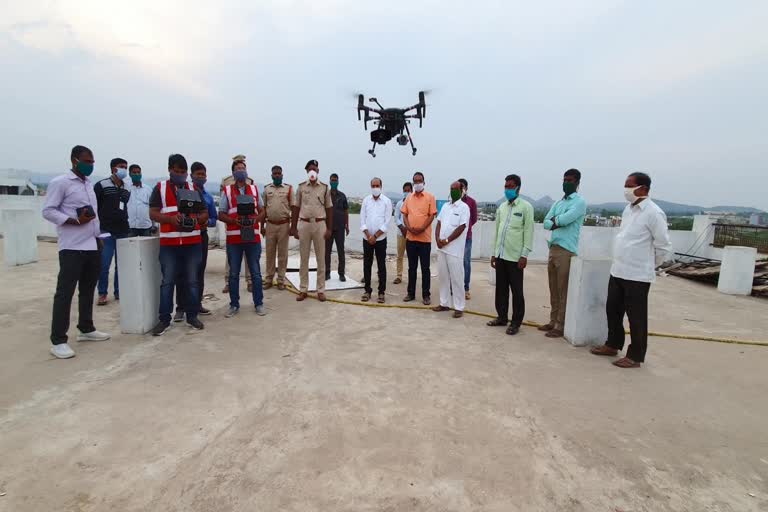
{"left": 307, "top": 170, "right": 318, "bottom": 182}
{"left": 193, "top": 177, "right": 207, "bottom": 187}
{"left": 130, "top": 174, "right": 142, "bottom": 184}
{"left": 330, "top": 182, "right": 339, "bottom": 190}
{"left": 371, "top": 187, "right": 382, "bottom": 197}
{"left": 75, "top": 160, "right": 94, "bottom": 177}
{"left": 563, "top": 182, "right": 577, "bottom": 196}
{"left": 234, "top": 170, "right": 248, "bottom": 182}
{"left": 624, "top": 186, "right": 642, "bottom": 203}
{"left": 273, "top": 177, "right": 283, "bottom": 186}
{"left": 450, "top": 189, "right": 462, "bottom": 201}
{"left": 413, "top": 183, "right": 425, "bottom": 193}
{"left": 403, "top": 191, "right": 410, "bottom": 199}
{"left": 505, "top": 188, "right": 518, "bottom": 201}
{"left": 115, "top": 168, "right": 127, "bottom": 180}
{"left": 170, "top": 173, "right": 188, "bottom": 186}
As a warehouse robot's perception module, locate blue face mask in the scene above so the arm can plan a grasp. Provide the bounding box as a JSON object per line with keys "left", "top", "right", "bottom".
{"left": 193, "top": 177, "right": 207, "bottom": 188}
{"left": 115, "top": 168, "right": 127, "bottom": 180}
{"left": 170, "top": 173, "right": 188, "bottom": 186}
{"left": 234, "top": 170, "right": 248, "bottom": 182}
{"left": 505, "top": 188, "right": 518, "bottom": 201}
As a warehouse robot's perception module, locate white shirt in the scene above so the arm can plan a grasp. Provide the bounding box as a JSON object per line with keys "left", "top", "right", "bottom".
{"left": 360, "top": 194, "right": 393, "bottom": 241}
{"left": 611, "top": 198, "right": 672, "bottom": 283}
{"left": 126, "top": 181, "right": 153, "bottom": 229}
{"left": 436, "top": 199, "right": 470, "bottom": 258}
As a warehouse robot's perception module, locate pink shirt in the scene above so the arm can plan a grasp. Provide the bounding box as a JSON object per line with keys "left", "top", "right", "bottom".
{"left": 42, "top": 171, "right": 102, "bottom": 251}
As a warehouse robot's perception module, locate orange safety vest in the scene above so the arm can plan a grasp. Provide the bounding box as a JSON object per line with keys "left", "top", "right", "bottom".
{"left": 158, "top": 180, "right": 202, "bottom": 247}
{"left": 224, "top": 183, "right": 261, "bottom": 244}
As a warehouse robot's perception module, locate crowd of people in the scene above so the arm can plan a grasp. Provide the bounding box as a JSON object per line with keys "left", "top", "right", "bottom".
{"left": 42, "top": 145, "right": 672, "bottom": 369}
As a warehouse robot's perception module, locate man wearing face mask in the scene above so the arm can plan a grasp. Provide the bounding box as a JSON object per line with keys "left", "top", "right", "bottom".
{"left": 539, "top": 168, "right": 587, "bottom": 338}
{"left": 360, "top": 177, "right": 393, "bottom": 303}
{"left": 457, "top": 178, "right": 478, "bottom": 300}
{"left": 148, "top": 154, "right": 208, "bottom": 336}
{"left": 42, "top": 145, "right": 111, "bottom": 359}
{"left": 174, "top": 162, "right": 217, "bottom": 320}
{"left": 393, "top": 181, "right": 413, "bottom": 284}
{"left": 401, "top": 171, "right": 437, "bottom": 305}
{"left": 126, "top": 164, "right": 153, "bottom": 237}
{"left": 487, "top": 174, "right": 534, "bottom": 336}
{"left": 432, "top": 181, "right": 470, "bottom": 318}
{"left": 291, "top": 159, "right": 333, "bottom": 302}
{"left": 590, "top": 172, "right": 672, "bottom": 368}
{"left": 263, "top": 165, "right": 293, "bottom": 291}
{"left": 221, "top": 155, "right": 254, "bottom": 294}
{"left": 94, "top": 157, "right": 131, "bottom": 305}
{"left": 325, "top": 173, "right": 350, "bottom": 282}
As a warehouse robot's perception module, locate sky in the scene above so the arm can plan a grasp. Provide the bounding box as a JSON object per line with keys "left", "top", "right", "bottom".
{"left": 0, "top": 0, "right": 766, "bottom": 208}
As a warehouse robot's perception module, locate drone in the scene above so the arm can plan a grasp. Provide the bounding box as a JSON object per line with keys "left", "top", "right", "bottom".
{"left": 356, "top": 91, "right": 427, "bottom": 157}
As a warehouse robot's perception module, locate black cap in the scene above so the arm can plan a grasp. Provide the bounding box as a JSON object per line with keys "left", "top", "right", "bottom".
{"left": 305, "top": 159, "right": 318, "bottom": 170}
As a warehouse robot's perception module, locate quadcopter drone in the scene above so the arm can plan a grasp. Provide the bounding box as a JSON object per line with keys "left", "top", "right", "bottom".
{"left": 356, "top": 91, "right": 427, "bottom": 157}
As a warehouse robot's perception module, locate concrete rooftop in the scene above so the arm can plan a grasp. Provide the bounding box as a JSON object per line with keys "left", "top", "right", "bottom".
{"left": 0, "top": 240, "right": 767, "bottom": 511}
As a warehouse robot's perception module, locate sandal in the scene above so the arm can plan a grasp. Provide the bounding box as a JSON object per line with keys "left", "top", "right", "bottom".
{"left": 486, "top": 318, "right": 506, "bottom": 327}
{"left": 613, "top": 357, "right": 641, "bottom": 368}
{"left": 317, "top": 293, "right": 327, "bottom": 302}
{"left": 506, "top": 324, "right": 520, "bottom": 335}
{"left": 377, "top": 293, "right": 385, "bottom": 304}
{"left": 432, "top": 306, "right": 450, "bottom": 312}
{"left": 590, "top": 345, "right": 619, "bottom": 357}
{"left": 296, "top": 292, "right": 308, "bottom": 302}
{"left": 545, "top": 330, "right": 564, "bottom": 338}
{"left": 361, "top": 292, "right": 371, "bottom": 302}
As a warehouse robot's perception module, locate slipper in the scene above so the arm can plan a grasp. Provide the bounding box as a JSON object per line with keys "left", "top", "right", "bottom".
{"left": 613, "top": 357, "right": 641, "bottom": 368}
{"left": 97, "top": 295, "right": 108, "bottom": 306}
{"left": 377, "top": 293, "right": 385, "bottom": 304}
{"left": 590, "top": 345, "right": 619, "bottom": 356}
{"left": 296, "top": 292, "right": 308, "bottom": 302}
{"left": 453, "top": 310, "right": 464, "bottom": 318}
{"left": 506, "top": 324, "right": 520, "bottom": 335}
{"left": 487, "top": 318, "right": 506, "bottom": 327}
{"left": 361, "top": 293, "right": 371, "bottom": 302}
{"left": 432, "top": 306, "right": 450, "bottom": 312}
{"left": 537, "top": 323, "right": 555, "bottom": 332}
{"left": 317, "top": 293, "right": 327, "bottom": 302}
{"left": 545, "top": 330, "right": 564, "bottom": 338}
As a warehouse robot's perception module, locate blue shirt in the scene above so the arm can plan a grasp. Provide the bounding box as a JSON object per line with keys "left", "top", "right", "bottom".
{"left": 199, "top": 188, "right": 217, "bottom": 227}
{"left": 543, "top": 192, "right": 587, "bottom": 254}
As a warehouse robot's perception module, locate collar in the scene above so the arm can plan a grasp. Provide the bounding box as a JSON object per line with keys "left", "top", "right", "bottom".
{"left": 632, "top": 197, "right": 650, "bottom": 210}
{"left": 450, "top": 199, "right": 464, "bottom": 206}
{"left": 563, "top": 192, "right": 578, "bottom": 200}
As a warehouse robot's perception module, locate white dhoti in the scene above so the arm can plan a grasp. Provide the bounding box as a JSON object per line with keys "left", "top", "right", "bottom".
{"left": 438, "top": 251, "right": 466, "bottom": 311}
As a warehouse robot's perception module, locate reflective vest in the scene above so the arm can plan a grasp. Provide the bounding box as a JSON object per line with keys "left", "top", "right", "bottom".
{"left": 158, "top": 180, "right": 202, "bottom": 247}
{"left": 224, "top": 183, "right": 261, "bottom": 244}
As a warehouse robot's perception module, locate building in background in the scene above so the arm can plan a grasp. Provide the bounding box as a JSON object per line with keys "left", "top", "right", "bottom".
{"left": 0, "top": 169, "right": 38, "bottom": 196}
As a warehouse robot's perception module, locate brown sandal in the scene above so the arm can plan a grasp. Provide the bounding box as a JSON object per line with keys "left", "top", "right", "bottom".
{"left": 361, "top": 292, "right": 371, "bottom": 302}
{"left": 317, "top": 293, "right": 327, "bottom": 302}
{"left": 613, "top": 357, "right": 641, "bottom": 368}
{"left": 487, "top": 318, "right": 506, "bottom": 327}
{"left": 590, "top": 345, "right": 619, "bottom": 356}
{"left": 296, "top": 292, "right": 308, "bottom": 302}
{"left": 432, "top": 306, "right": 450, "bottom": 312}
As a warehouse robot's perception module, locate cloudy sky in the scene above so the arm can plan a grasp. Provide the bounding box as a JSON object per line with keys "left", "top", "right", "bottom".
{"left": 1, "top": 0, "right": 766, "bottom": 208}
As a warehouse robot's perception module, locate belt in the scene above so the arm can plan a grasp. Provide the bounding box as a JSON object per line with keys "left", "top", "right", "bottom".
{"left": 300, "top": 217, "right": 325, "bottom": 222}
{"left": 267, "top": 218, "right": 291, "bottom": 225}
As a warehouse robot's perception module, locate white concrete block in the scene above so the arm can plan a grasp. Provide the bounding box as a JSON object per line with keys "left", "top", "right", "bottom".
{"left": 2, "top": 209, "right": 38, "bottom": 266}
{"left": 718, "top": 246, "right": 757, "bottom": 296}
{"left": 118, "top": 236, "right": 161, "bottom": 334}
{"left": 564, "top": 258, "right": 612, "bottom": 347}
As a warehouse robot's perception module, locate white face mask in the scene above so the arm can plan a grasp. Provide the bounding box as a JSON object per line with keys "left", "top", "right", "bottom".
{"left": 413, "top": 183, "right": 425, "bottom": 193}
{"left": 624, "top": 186, "right": 642, "bottom": 203}
{"left": 371, "top": 187, "right": 381, "bottom": 197}
{"left": 307, "top": 170, "right": 318, "bottom": 181}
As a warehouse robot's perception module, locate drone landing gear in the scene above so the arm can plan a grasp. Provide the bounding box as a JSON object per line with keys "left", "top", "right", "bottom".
{"left": 403, "top": 122, "right": 418, "bottom": 156}
{"left": 368, "top": 141, "right": 377, "bottom": 157}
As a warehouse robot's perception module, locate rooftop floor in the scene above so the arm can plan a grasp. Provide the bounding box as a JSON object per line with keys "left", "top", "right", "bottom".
{"left": 0, "top": 241, "right": 766, "bottom": 511}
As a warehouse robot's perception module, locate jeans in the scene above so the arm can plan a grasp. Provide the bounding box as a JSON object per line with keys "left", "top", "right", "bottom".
{"left": 50, "top": 250, "right": 101, "bottom": 345}
{"left": 176, "top": 230, "right": 209, "bottom": 312}
{"left": 325, "top": 228, "right": 346, "bottom": 278}
{"left": 363, "top": 238, "right": 387, "bottom": 294}
{"left": 97, "top": 232, "right": 129, "bottom": 297}
{"left": 463, "top": 238, "right": 472, "bottom": 291}
{"left": 494, "top": 258, "right": 525, "bottom": 325}
{"left": 131, "top": 228, "right": 152, "bottom": 237}
{"left": 406, "top": 240, "right": 432, "bottom": 299}
{"left": 227, "top": 242, "right": 264, "bottom": 309}
{"left": 159, "top": 244, "right": 202, "bottom": 324}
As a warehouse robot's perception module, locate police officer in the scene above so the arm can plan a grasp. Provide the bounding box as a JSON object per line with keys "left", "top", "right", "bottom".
{"left": 262, "top": 165, "right": 293, "bottom": 290}
{"left": 290, "top": 159, "right": 333, "bottom": 302}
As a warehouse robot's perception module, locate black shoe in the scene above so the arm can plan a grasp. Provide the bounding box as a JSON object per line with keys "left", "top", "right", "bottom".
{"left": 199, "top": 307, "right": 212, "bottom": 316}
{"left": 173, "top": 310, "right": 184, "bottom": 323}
{"left": 403, "top": 295, "right": 415, "bottom": 302}
{"left": 339, "top": 275, "right": 346, "bottom": 282}
{"left": 506, "top": 324, "right": 521, "bottom": 336}
{"left": 187, "top": 318, "right": 204, "bottom": 330}
{"left": 151, "top": 321, "right": 171, "bottom": 336}
{"left": 325, "top": 274, "right": 331, "bottom": 281}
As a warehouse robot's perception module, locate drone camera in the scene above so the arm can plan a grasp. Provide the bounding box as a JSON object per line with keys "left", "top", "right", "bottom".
{"left": 397, "top": 135, "right": 409, "bottom": 146}
{"left": 371, "top": 128, "right": 392, "bottom": 145}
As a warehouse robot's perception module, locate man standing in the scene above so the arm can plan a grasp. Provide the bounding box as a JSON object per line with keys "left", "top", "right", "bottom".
{"left": 263, "top": 165, "right": 292, "bottom": 291}
{"left": 291, "top": 159, "right": 332, "bottom": 302}
{"left": 174, "top": 162, "right": 217, "bottom": 320}
{"left": 219, "top": 162, "right": 267, "bottom": 318}
{"left": 539, "top": 169, "right": 587, "bottom": 338}
{"left": 393, "top": 181, "right": 412, "bottom": 285}
{"left": 360, "top": 177, "right": 393, "bottom": 303}
{"left": 43, "top": 145, "right": 111, "bottom": 359}
{"left": 432, "top": 181, "right": 470, "bottom": 318}
{"left": 401, "top": 171, "right": 437, "bottom": 305}
{"left": 94, "top": 157, "right": 131, "bottom": 305}
{"left": 457, "top": 178, "right": 478, "bottom": 300}
{"left": 149, "top": 154, "right": 208, "bottom": 335}
{"left": 325, "top": 173, "right": 349, "bottom": 282}
{"left": 221, "top": 155, "right": 253, "bottom": 294}
{"left": 487, "top": 174, "right": 534, "bottom": 335}
{"left": 591, "top": 172, "right": 672, "bottom": 368}
{"left": 126, "top": 164, "right": 153, "bottom": 237}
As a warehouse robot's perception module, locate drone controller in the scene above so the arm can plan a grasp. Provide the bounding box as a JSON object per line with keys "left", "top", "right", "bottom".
{"left": 236, "top": 195, "right": 256, "bottom": 242}
{"left": 176, "top": 189, "right": 203, "bottom": 232}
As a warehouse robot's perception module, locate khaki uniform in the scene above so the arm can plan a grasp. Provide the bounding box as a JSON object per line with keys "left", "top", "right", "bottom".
{"left": 263, "top": 182, "right": 293, "bottom": 285}
{"left": 293, "top": 180, "right": 332, "bottom": 293}
{"left": 221, "top": 176, "right": 254, "bottom": 284}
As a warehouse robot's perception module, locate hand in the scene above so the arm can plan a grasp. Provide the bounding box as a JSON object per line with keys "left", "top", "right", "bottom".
{"left": 346, "top": 226, "right": 350, "bottom": 236}
{"left": 324, "top": 229, "right": 332, "bottom": 240}
{"left": 77, "top": 210, "right": 95, "bottom": 224}
{"left": 491, "top": 256, "right": 496, "bottom": 269}
{"left": 399, "top": 226, "right": 407, "bottom": 237}
{"left": 290, "top": 227, "right": 299, "bottom": 239}
{"left": 368, "top": 235, "right": 377, "bottom": 245}
{"left": 235, "top": 217, "right": 244, "bottom": 227}
{"left": 518, "top": 257, "right": 528, "bottom": 270}
{"left": 550, "top": 218, "right": 558, "bottom": 230}
{"left": 172, "top": 214, "right": 183, "bottom": 228}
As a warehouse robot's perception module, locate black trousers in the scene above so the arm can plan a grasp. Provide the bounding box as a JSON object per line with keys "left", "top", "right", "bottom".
{"left": 363, "top": 238, "right": 387, "bottom": 294}
{"left": 176, "top": 230, "right": 209, "bottom": 312}
{"left": 495, "top": 258, "right": 525, "bottom": 325}
{"left": 406, "top": 241, "right": 432, "bottom": 299}
{"left": 606, "top": 275, "right": 651, "bottom": 362}
{"left": 130, "top": 228, "right": 152, "bottom": 237}
{"left": 325, "top": 229, "right": 346, "bottom": 278}
{"left": 50, "top": 249, "right": 101, "bottom": 345}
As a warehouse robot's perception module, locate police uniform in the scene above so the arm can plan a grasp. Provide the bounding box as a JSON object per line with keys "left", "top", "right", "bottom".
{"left": 220, "top": 173, "right": 254, "bottom": 286}
{"left": 293, "top": 179, "right": 332, "bottom": 294}
{"left": 263, "top": 181, "right": 293, "bottom": 287}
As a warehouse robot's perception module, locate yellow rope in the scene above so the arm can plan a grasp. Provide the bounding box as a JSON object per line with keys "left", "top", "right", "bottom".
{"left": 285, "top": 286, "right": 768, "bottom": 347}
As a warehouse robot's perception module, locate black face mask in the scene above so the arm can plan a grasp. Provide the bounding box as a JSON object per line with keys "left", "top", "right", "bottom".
{"left": 563, "top": 182, "right": 578, "bottom": 196}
